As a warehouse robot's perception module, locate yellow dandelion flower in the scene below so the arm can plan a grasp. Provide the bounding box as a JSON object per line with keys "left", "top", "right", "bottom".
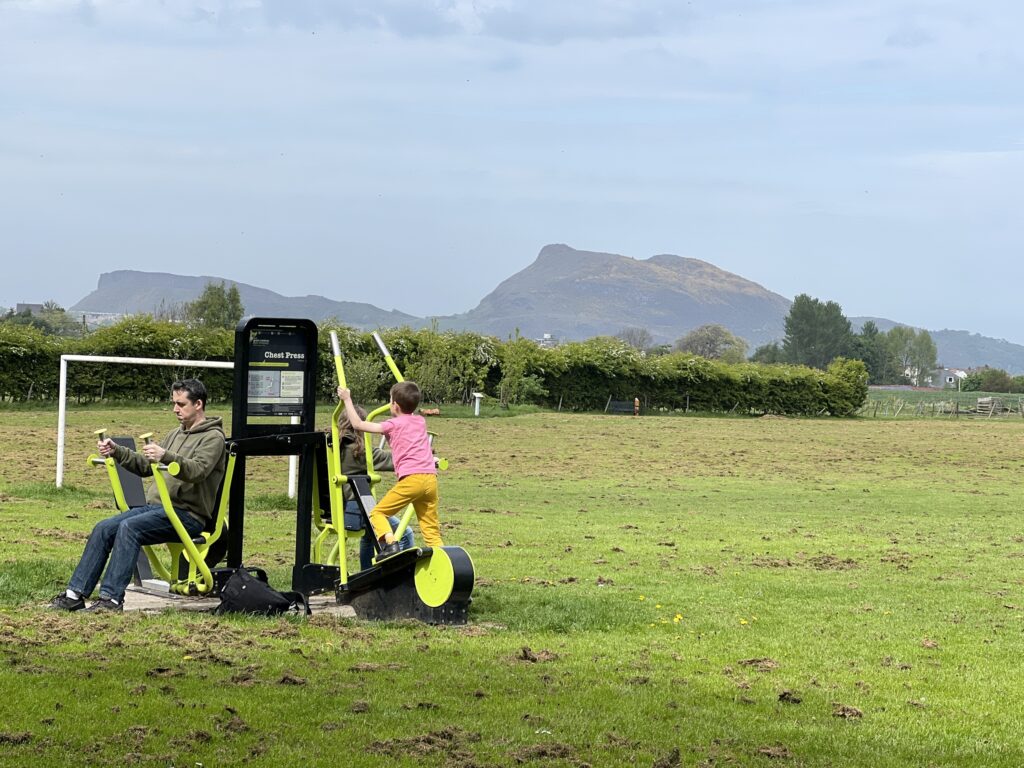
{"left": 739, "top": 619, "right": 749, "bottom": 625}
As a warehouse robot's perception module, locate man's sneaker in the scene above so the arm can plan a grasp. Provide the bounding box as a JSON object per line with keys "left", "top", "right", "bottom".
{"left": 49, "top": 593, "right": 85, "bottom": 612}
{"left": 84, "top": 597, "right": 123, "bottom": 613}
{"left": 374, "top": 542, "right": 402, "bottom": 563}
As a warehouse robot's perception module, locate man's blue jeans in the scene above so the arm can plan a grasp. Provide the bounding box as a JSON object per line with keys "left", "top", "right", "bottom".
{"left": 348, "top": 501, "right": 415, "bottom": 570}
{"left": 68, "top": 504, "right": 204, "bottom": 603}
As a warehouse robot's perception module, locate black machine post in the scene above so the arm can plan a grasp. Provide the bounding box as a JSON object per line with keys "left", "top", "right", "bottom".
{"left": 228, "top": 317, "right": 336, "bottom": 594}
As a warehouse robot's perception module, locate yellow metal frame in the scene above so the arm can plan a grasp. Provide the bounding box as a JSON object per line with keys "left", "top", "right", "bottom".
{"left": 318, "top": 330, "right": 447, "bottom": 581}
{"left": 88, "top": 443, "right": 237, "bottom": 595}
{"left": 316, "top": 333, "right": 400, "bottom": 583}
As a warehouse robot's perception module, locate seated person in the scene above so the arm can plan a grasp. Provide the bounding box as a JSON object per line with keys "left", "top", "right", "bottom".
{"left": 50, "top": 379, "right": 226, "bottom": 612}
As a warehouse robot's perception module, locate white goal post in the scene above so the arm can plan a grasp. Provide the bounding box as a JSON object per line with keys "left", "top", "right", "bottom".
{"left": 56, "top": 355, "right": 233, "bottom": 488}
{"left": 55, "top": 355, "right": 300, "bottom": 498}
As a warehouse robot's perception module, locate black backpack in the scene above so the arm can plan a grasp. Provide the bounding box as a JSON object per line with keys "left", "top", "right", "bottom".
{"left": 215, "top": 568, "right": 310, "bottom": 616}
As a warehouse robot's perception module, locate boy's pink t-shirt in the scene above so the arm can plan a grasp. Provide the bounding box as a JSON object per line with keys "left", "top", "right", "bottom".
{"left": 379, "top": 413, "right": 436, "bottom": 479}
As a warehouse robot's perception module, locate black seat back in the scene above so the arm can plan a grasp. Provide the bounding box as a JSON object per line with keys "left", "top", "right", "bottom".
{"left": 346, "top": 475, "right": 377, "bottom": 533}
{"left": 111, "top": 437, "right": 147, "bottom": 508}
{"left": 313, "top": 437, "right": 333, "bottom": 520}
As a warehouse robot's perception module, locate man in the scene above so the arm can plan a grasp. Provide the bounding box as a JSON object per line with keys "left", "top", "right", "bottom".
{"left": 50, "top": 379, "right": 226, "bottom": 613}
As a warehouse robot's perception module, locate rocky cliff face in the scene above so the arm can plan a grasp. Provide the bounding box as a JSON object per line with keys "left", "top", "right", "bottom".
{"left": 440, "top": 244, "right": 791, "bottom": 346}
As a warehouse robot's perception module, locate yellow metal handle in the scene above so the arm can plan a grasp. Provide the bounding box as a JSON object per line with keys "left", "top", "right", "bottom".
{"left": 373, "top": 331, "right": 404, "bottom": 382}
{"left": 330, "top": 331, "right": 347, "bottom": 389}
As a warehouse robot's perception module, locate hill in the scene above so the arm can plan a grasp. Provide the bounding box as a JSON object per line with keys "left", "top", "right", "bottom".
{"left": 67, "top": 246, "right": 1024, "bottom": 373}
{"left": 439, "top": 244, "right": 791, "bottom": 347}
{"left": 71, "top": 270, "right": 421, "bottom": 330}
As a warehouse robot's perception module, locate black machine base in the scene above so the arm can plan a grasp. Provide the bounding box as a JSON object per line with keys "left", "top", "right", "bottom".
{"left": 336, "top": 546, "right": 474, "bottom": 625}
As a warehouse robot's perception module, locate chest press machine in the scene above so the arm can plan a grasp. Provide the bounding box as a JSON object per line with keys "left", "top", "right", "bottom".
{"left": 86, "top": 317, "right": 474, "bottom": 624}
{"left": 227, "top": 318, "right": 474, "bottom": 623}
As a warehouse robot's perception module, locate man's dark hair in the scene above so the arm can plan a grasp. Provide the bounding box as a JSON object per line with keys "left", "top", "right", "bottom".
{"left": 390, "top": 381, "right": 421, "bottom": 414}
{"left": 172, "top": 378, "right": 208, "bottom": 407}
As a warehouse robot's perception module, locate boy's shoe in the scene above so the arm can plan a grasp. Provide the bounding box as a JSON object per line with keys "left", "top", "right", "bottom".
{"left": 49, "top": 593, "right": 85, "bottom": 612}
{"left": 84, "top": 597, "right": 123, "bottom": 613}
{"left": 374, "top": 542, "right": 402, "bottom": 563}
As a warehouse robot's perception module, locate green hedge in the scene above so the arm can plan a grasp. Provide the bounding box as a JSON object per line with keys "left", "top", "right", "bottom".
{"left": 0, "top": 319, "right": 868, "bottom": 417}
{"left": 540, "top": 339, "right": 867, "bottom": 416}
{"left": 0, "top": 324, "right": 63, "bottom": 401}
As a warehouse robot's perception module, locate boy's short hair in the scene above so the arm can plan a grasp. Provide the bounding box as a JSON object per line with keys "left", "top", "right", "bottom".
{"left": 390, "top": 381, "right": 422, "bottom": 414}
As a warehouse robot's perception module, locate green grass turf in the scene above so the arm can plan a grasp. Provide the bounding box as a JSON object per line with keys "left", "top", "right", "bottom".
{"left": 0, "top": 405, "right": 1022, "bottom": 766}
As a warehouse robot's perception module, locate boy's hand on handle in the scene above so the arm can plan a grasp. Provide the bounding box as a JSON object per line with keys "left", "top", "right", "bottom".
{"left": 337, "top": 386, "right": 352, "bottom": 402}
{"left": 97, "top": 438, "right": 116, "bottom": 458}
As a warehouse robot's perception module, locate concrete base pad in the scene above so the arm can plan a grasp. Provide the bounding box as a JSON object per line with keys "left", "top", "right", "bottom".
{"left": 122, "top": 585, "right": 355, "bottom": 617}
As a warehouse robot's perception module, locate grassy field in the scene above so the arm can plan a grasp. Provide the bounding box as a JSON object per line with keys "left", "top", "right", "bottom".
{"left": 1, "top": 404, "right": 1023, "bottom": 766}
{"left": 865, "top": 387, "right": 1024, "bottom": 415}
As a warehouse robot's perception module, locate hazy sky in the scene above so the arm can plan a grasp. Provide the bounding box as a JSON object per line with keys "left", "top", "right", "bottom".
{"left": 2, "top": 1, "right": 1021, "bottom": 343}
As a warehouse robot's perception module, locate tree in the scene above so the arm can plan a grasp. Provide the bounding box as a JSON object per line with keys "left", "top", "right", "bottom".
{"left": 885, "top": 326, "right": 915, "bottom": 383}
{"left": 963, "top": 367, "right": 1013, "bottom": 393}
{"left": 674, "top": 324, "right": 748, "bottom": 363}
{"left": 497, "top": 337, "right": 549, "bottom": 406}
{"left": 2, "top": 301, "right": 83, "bottom": 337}
{"left": 850, "top": 320, "right": 899, "bottom": 384}
{"left": 403, "top": 324, "right": 497, "bottom": 404}
{"left": 183, "top": 282, "right": 244, "bottom": 330}
{"left": 750, "top": 342, "right": 786, "bottom": 364}
{"left": 885, "top": 326, "right": 937, "bottom": 386}
{"left": 615, "top": 327, "right": 653, "bottom": 351}
{"left": 153, "top": 299, "right": 186, "bottom": 323}
{"left": 782, "top": 294, "right": 853, "bottom": 369}
{"left": 645, "top": 343, "right": 673, "bottom": 357}
{"left": 340, "top": 355, "right": 389, "bottom": 403}
{"left": 908, "top": 329, "right": 938, "bottom": 386}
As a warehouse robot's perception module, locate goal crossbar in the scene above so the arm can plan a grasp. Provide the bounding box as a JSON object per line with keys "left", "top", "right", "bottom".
{"left": 56, "top": 355, "right": 234, "bottom": 488}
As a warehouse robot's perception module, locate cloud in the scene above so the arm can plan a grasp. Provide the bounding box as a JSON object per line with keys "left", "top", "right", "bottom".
{"left": 475, "top": 3, "right": 694, "bottom": 45}
{"left": 250, "top": 0, "right": 697, "bottom": 42}
{"left": 884, "top": 22, "right": 932, "bottom": 49}
{"left": 4, "top": 0, "right": 697, "bottom": 42}
{"left": 898, "top": 148, "right": 1024, "bottom": 176}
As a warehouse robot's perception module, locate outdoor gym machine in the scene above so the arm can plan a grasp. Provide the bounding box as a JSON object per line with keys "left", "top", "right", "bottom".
{"left": 87, "top": 431, "right": 238, "bottom": 596}
{"left": 326, "top": 330, "right": 474, "bottom": 623}
{"left": 85, "top": 316, "right": 473, "bottom": 623}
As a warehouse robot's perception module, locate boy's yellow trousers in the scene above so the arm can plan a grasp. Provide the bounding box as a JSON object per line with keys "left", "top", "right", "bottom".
{"left": 370, "top": 473, "right": 442, "bottom": 548}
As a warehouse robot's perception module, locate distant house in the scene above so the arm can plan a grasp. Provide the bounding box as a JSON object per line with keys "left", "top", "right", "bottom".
{"left": 14, "top": 303, "right": 45, "bottom": 316}
{"left": 71, "top": 311, "right": 123, "bottom": 329}
{"left": 933, "top": 367, "right": 967, "bottom": 390}
{"left": 903, "top": 365, "right": 930, "bottom": 386}
{"left": 535, "top": 333, "right": 558, "bottom": 349}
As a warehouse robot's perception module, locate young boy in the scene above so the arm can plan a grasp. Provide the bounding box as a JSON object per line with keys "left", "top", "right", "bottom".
{"left": 336, "top": 381, "right": 441, "bottom": 560}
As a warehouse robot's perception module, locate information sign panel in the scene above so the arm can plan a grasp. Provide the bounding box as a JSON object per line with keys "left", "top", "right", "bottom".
{"left": 246, "top": 327, "right": 308, "bottom": 417}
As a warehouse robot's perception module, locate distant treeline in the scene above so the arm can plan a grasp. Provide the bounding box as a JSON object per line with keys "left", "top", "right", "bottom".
{"left": 0, "top": 317, "right": 868, "bottom": 416}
